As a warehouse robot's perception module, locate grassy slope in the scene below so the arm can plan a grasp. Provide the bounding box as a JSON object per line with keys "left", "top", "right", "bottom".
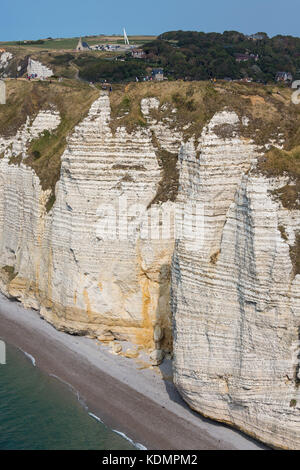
{"left": 0, "top": 35, "right": 156, "bottom": 51}
{"left": 0, "top": 34, "right": 156, "bottom": 81}
{"left": 109, "top": 80, "right": 299, "bottom": 144}
{"left": 2, "top": 79, "right": 300, "bottom": 182}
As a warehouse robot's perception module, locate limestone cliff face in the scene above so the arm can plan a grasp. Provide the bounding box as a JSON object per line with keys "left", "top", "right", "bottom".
{"left": 172, "top": 111, "right": 300, "bottom": 449}
{"left": 0, "top": 93, "right": 177, "bottom": 351}
{"left": 0, "top": 86, "right": 299, "bottom": 448}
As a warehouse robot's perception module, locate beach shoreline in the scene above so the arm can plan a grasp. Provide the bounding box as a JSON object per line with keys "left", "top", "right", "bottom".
{"left": 0, "top": 294, "right": 266, "bottom": 450}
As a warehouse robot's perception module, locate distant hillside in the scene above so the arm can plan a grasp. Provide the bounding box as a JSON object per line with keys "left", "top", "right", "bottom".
{"left": 1, "top": 30, "right": 300, "bottom": 84}
{"left": 0, "top": 35, "right": 156, "bottom": 50}
{"left": 0, "top": 34, "right": 156, "bottom": 83}
{"left": 142, "top": 30, "right": 300, "bottom": 82}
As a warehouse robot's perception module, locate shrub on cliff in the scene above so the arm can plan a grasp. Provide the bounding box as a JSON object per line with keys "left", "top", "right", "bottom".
{"left": 74, "top": 57, "right": 147, "bottom": 83}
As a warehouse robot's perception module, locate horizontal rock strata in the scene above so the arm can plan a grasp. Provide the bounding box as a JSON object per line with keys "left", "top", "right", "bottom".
{"left": 172, "top": 112, "right": 300, "bottom": 449}
{"left": 0, "top": 89, "right": 299, "bottom": 449}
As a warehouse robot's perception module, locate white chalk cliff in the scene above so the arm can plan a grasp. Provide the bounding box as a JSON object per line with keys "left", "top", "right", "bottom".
{"left": 0, "top": 94, "right": 176, "bottom": 353}
{"left": 0, "top": 90, "right": 299, "bottom": 449}
{"left": 172, "top": 112, "right": 300, "bottom": 449}
{"left": 27, "top": 58, "right": 53, "bottom": 79}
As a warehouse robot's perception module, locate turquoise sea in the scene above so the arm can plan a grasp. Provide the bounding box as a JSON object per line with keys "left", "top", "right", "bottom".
{"left": 0, "top": 342, "right": 136, "bottom": 450}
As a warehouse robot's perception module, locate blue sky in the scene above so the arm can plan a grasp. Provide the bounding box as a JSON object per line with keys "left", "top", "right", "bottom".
{"left": 1, "top": 0, "right": 299, "bottom": 41}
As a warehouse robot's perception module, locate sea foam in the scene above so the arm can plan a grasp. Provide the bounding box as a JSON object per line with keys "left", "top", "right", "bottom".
{"left": 20, "top": 349, "right": 36, "bottom": 367}
{"left": 112, "top": 429, "right": 147, "bottom": 450}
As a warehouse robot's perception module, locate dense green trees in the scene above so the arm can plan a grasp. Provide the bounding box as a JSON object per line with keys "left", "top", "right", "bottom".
{"left": 74, "top": 56, "right": 147, "bottom": 83}
{"left": 142, "top": 30, "right": 300, "bottom": 82}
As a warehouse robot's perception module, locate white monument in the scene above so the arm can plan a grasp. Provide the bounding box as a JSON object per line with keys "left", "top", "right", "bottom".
{"left": 123, "top": 28, "right": 130, "bottom": 46}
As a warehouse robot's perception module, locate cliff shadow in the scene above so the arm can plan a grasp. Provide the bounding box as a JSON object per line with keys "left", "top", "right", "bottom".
{"left": 156, "top": 262, "right": 191, "bottom": 408}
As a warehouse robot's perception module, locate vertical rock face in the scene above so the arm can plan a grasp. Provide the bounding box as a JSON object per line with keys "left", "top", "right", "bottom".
{"left": 0, "top": 94, "right": 177, "bottom": 350}
{"left": 0, "top": 86, "right": 300, "bottom": 448}
{"left": 172, "top": 111, "right": 300, "bottom": 449}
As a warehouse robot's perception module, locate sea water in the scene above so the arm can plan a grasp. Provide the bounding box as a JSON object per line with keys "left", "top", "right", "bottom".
{"left": 0, "top": 342, "right": 136, "bottom": 450}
